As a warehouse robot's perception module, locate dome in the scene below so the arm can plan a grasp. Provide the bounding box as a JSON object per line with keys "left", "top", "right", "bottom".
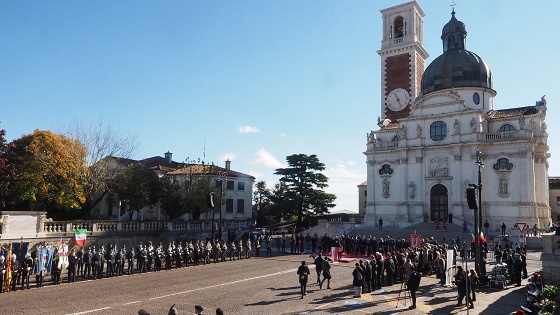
{"left": 420, "top": 11, "right": 493, "bottom": 95}
{"left": 441, "top": 11, "right": 466, "bottom": 39}
{"left": 421, "top": 50, "right": 492, "bottom": 95}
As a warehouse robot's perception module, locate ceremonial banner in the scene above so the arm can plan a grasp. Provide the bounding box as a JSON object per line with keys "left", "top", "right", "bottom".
{"left": 446, "top": 249, "right": 454, "bottom": 287}
{"left": 46, "top": 246, "right": 54, "bottom": 273}
{"left": 75, "top": 229, "right": 87, "bottom": 247}
{"left": 4, "top": 244, "right": 12, "bottom": 292}
{"left": 410, "top": 234, "right": 421, "bottom": 248}
{"left": 58, "top": 240, "right": 69, "bottom": 270}
{"left": 11, "top": 242, "right": 30, "bottom": 262}
{"left": 36, "top": 246, "right": 48, "bottom": 274}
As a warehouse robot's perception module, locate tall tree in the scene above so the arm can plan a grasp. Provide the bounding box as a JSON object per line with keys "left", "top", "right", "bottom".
{"left": 184, "top": 177, "right": 219, "bottom": 221}
{"left": 63, "top": 120, "right": 137, "bottom": 216}
{"left": 159, "top": 177, "right": 186, "bottom": 221}
{"left": 111, "top": 163, "right": 161, "bottom": 220}
{"left": 7, "top": 130, "right": 89, "bottom": 212}
{"left": 0, "top": 128, "right": 16, "bottom": 209}
{"left": 274, "top": 154, "right": 336, "bottom": 228}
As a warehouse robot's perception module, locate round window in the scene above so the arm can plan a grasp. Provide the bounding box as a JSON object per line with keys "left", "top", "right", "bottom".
{"left": 473, "top": 93, "right": 480, "bottom": 105}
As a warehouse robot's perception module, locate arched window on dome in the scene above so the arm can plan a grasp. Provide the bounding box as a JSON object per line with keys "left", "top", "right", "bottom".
{"left": 457, "top": 34, "right": 464, "bottom": 49}
{"left": 447, "top": 34, "right": 456, "bottom": 50}
{"left": 499, "top": 124, "right": 516, "bottom": 132}
{"left": 394, "top": 16, "right": 404, "bottom": 38}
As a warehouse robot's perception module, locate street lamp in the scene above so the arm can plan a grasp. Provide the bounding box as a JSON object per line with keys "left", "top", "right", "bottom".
{"left": 466, "top": 150, "right": 484, "bottom": 276}
{"left": 216, "top": 171, "right": 228, "bottom": 239}
{"left": 475, "top": 150, "right": 484, "bottom": 275}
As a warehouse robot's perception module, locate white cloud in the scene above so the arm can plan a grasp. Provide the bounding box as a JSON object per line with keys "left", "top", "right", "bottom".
{"left": 238, "top": 125, "right": 260, "bottom": 134}
{"left": 253, "top": 148, "right": 285, "bottom": 169}
{"left": 219, "top": 153, "right": 237, "bottom": 163}
{"left": 279, "top": 132, "right": 288, "bottom": 138}
{"left": 324, "top": 160, "right": 364, "bottom": 184}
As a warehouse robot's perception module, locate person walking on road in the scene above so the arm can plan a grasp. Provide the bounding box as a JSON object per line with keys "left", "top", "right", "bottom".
{"left": 312, "top": 253, "right": 323, "bottom": 284}
{"left": 297, "top": 261, "right": 310, "bottom": 299}
{"left": 501, "top": 222, "right": 507, "bottom": 236}
{"left": 378, "top": 218, "right": 383, "bottom": 230}
{"left": 319, "top": 258, "right": 332, "bottom": 289}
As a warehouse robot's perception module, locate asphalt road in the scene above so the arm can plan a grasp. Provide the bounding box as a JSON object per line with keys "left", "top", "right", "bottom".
{"left": 0, "top": 253, "right": 543, "bottom": 315}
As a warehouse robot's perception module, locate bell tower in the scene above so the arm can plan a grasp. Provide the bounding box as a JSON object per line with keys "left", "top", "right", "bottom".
{"left": 378, "top": 1, "right": 428, "bottom": 122}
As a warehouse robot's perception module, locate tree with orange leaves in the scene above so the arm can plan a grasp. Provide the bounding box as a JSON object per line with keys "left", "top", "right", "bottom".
{"left": 7, "top": 129, "right": 89, "bottom": 213}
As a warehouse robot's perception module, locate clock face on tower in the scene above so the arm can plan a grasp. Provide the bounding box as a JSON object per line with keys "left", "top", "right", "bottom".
{"left": 386, "top": 88, "right": 410, "bottom": 112}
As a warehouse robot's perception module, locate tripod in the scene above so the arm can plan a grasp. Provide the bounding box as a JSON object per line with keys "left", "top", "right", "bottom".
{"left": 396, "top": 280, "right": 411, "bottom": 308}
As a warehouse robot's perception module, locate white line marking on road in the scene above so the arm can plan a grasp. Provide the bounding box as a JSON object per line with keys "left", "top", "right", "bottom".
{"left": 149, "top": 267, "right": 299, "bottom": 300}
{"left": 65, "top": 306, "right": 111, "bottom": 315}
{"left": 299, "top": 302, "right": 331, "bottom": 314}
{"left": 123, "top": 301, "right": 141, "bottom": 305}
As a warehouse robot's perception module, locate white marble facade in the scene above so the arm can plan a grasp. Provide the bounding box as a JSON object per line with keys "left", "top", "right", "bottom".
{"left": 363, "top": 2, "right": 551, "bottom": 232}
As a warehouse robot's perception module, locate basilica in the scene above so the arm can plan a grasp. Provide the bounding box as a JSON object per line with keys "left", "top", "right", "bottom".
{"left": 363, "top": 1, "right": 550, "bottom": 232}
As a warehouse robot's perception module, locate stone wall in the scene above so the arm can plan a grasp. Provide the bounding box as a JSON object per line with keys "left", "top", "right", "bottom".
{"left": 541, "top": 233, "right": 560, "bottom": 285}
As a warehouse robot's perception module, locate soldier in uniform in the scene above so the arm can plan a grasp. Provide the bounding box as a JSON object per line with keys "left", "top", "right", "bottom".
{"left": 245, "top": 239, "right": 252, "bottom": 259}
{"left": 76, "top": 247, "right": 84, "bottom": 277}
{"left": 67, "top": 249, "right": 77, "bottom": 283}
{"left": 98, "top": 245, "right": 105, "bottom": 278}
{"left": 83, "top": 247, "right": 92, "bottom": 278}
{"left": 229, "top": 241, "right": 236, "bottom": 261}
{"left": 115, "top": 246, "right": 125, "bottom": 276}
{"left": 154, "top": 243, "right": 163, "bottom": 271}
{"left": 51, "top": 253, "right": 61, "bottom": 285}
{"left": 126, "top": 246, "right": 135, "bottom": 275}
{"left": 10, "top": 254, "right": 20, "bottom": 291}
{"left": 105, "top": 243, "right": 115, "bottom": 277}
{"left": 147, "top": 241, "right": 155, "bottom": 271}
{"left": 0, "top": 254, "right": 6, "bottom": 293}
{"left": 140, "top": 244, "right": 148, "bottom": 273}
{"left": 192, "top": 241, "right": 200, "bottom": 266}
{"left": 91, "top": 246, "right": 100, "bottom": 279}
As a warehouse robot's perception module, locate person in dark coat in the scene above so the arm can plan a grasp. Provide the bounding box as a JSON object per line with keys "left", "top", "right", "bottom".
{"left": 312, "top": 254, "right": 323, "bottom": 284}
{"left": 364, "top": 260, "right": 373, "bottom": 293}
{"left": 352, "top": 263, "right": 363, "bottom": 297}
{"left": 297, "top": 261, "right": 310, "bottom": 299}
{"left": 375, "top": 253, "right": 384, "bottom": 290}
{"left": 455, "top": 267, "right": 474, "bottom": 309}
{"left": 319, "top": 258, "right": 332, "bottom": 289}
{"left": 513, "top": 253, "right": 525, "bottom": 286}
{"left": 407, "top": 269, "right": 422, "bottom": 309}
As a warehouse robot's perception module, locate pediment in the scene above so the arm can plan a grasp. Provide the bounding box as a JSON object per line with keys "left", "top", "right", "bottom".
{"left": 413, "top": 89, "right": 464, "bottom": 109}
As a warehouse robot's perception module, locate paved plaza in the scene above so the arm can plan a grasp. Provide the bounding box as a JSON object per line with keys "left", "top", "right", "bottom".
{"left": 0, "top": 251, "right": 542, "bottom": 315}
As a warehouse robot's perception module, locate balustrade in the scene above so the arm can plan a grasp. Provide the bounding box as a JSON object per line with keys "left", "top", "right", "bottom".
{"left": 38, "top": 219, "right": 248, "bottom": 235}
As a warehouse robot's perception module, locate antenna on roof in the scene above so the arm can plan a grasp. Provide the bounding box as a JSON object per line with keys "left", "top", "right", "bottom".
{"left": 202, "top": 136, "right": 206, "bottom": 165}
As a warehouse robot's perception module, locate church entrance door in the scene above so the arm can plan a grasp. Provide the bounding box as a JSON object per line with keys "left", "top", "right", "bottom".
{"left": 430, "top": 184, "right": 448, "bottom": 221}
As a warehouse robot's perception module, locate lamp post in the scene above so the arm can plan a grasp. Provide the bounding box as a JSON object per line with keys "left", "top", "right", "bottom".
{"left": 475, "top": 150, "right": 484, "bottom": 275}
{"left": 216, "top": 171, "right": 228, "bottom": 239}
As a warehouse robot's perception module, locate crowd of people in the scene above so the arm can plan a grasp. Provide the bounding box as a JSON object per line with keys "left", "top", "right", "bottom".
{"left": 291, "top": 230, "right": 542, "bottom": 312}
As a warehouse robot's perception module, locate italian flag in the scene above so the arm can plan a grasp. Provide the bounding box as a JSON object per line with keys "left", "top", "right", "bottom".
{"left": 75, "top": 229, "right": 87, "bottom": 247}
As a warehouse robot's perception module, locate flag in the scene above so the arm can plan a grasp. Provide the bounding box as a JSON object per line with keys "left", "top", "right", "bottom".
{"left": 75, "top": 229, "right": 87, "bottom": 247}
{"left": 4, "top": 244, "right": 12, "bottom": 292}
{"left": 46, "top": 246, "right": 54, "bottom": 273}
{"left": 37, "top": 246, "right": 47, "bottom": 274}
{"left": 58, "top": 239, "right": 69, "bottom": 270}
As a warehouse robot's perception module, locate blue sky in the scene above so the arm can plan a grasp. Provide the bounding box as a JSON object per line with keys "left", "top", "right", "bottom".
{"left": 1, "top": 1, "right": 558, "bottom": 213}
